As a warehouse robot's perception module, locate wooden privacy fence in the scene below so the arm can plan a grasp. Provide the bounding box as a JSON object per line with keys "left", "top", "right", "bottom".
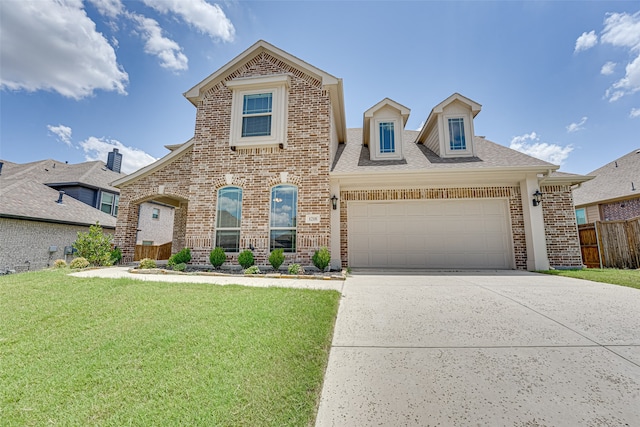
{"left": 578, "top": 216, "right": 640, "bottom": 269}
{"left": 134, "top": 242, "right": 172, "bottom": 261}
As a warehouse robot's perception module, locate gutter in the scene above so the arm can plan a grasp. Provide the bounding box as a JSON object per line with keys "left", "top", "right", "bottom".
{"left": 0, "top": 213, "right": 116, "bottom": 229}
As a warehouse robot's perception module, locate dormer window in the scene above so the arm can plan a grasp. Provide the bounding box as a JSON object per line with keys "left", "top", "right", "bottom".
{"left": 363, "top": 98, "right": 410, "bottom": 162}
{"left": 227, "top": 75, "right": 290, "bottom": 149}
{"left": 379, "top": 122, "right": 395, "bottom": 153}
{"left": 448, "top": 117, "right": 466, "bottom": 150}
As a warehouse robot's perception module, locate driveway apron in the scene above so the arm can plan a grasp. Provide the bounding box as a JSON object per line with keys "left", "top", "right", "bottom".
{"left": 316, "top": 270, "right": 640, "bottom": 426}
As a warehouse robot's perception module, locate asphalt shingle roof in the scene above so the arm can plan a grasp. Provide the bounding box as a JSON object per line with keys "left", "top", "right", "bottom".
{"left": 572, "top": 148, "right": 640, "bottom": 206}
{"left": 0, "top": 159, "right": 121, "bottom": 227}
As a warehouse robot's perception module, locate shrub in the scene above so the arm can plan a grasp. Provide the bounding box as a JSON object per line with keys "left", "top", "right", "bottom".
{"left": 69, "top": 257, "right": 89, "bottom": 269}
{"left": 173, "top": 262, "right": 187, "bottom": 272}
{"left": 288, "top": 263, "right": 304, "bottom": 275}
{"left": 312, "top": 247, "right": 331, "bottom": 272}
{"left": 209, "top": 247, "right": 226, "bottom": 269}
{"left": 237, "top": 250, "right": 254, "bottom": 269}
{"left": 244, "top": 265, "right": 261, "bottom": 275}
{"left": 138, "top": 258, "right": 156, "bottom": 269}
{"left": 268, "top": 249, "right": 285, "bottom": 271}
{"left": 110, "top": 247, "right": 122, "bottom": 265}
{"left": 168, "top": 247, "right": 191, "bottom": 269}
{"left": 73, "top": 223, "right": 113, "bottom": 266}
{"left": 53, "top": 259, "right": 67, "bottom": 269}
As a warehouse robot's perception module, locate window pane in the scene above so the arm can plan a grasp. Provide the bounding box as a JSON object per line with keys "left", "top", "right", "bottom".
{"left": 448, "top": 118, "right": 466, "bottom": 150}
{"left": 100, "top": 192, "right": 114, "bottom": 214}
{"left": 243, "top": 93, "right": 272, "bottom": 114}
{"left": 217, "top": 187, "right": 242, "bottom": 228}
{"left": 270, "top": 230, "right": 296, "bottom": 252}
{"left": 216, "top": 230, "right": 240, "bottom": 252}
{"left": 114, "top": 195, "right": 119, "bottom": 216}
{"left": 270, "top": 185, "right": 297, "bottom": 227}
{"left": 152, "top": 208, "right": 160, "bottom": 219}
{"left": 242, "top": 115, "right": 272, "bottom": 137}
{"left": 379, "top": 122, "right": 395, "bottom": 153}
{"left": 575, "top": 209, "right": 586, "bottom": 225}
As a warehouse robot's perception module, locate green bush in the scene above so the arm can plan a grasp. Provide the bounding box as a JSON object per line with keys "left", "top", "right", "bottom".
{"left": 53, "top": 259, "right": 67, "bottom": 269}
{"left": 268, "top": 249, "right": 285, "bottom": 271}
{"left": 237, "top": 250, "right": 254, "bottom": 269}
{"left": 244, "top": 265, "right": 261, "bottom": 275}
{"left": 73, "top": 223, "right": 113, "bottom": 266}
{"left": 312, "top": 247, "right": 331, "bottom": 272}
{"left": 173, "top": 262, "right": 187, "bottom": 272}
{"left": 288, "top": 263, "right": 304, "bottom": 275}
{"left": 110, "top": 247, "right": 122, "bottom": 265}
{"left": 69, "top": 257, "right": 89, "bottom": 269}
{"left": 138, "top": 258, "right": 156, "bottom": 269}
{"left": 168, "top": 247, "right": 191, "bottom": 269}
{"left": 209, "top": 247, "right": 226, "bottom": 269}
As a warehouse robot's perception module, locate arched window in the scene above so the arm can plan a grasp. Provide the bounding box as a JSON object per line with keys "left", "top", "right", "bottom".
{"left": 216, "top": 186, "right": 242, "bottom": 252}
{"left": 270, "top": 184, "right": 297, "bottom": 252}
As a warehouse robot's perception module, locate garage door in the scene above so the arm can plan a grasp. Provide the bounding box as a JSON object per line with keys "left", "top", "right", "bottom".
{"left": 348, "top": 199, "right": 513, "bottom": 269}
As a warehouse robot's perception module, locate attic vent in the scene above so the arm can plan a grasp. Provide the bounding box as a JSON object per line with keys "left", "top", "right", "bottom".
{"left": 57, "top": 191, "right": 65, "bottom": 204}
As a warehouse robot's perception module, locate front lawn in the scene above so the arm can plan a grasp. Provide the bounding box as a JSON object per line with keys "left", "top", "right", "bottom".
{"left": 0, "top": 269, "right": 340, "bottom": 426}
{"left": 540, "top": 268, "right": 640, "bottom": 290}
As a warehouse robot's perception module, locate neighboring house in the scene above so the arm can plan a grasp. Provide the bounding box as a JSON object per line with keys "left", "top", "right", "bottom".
{"left": 0, "top": 156, "right": 122, "bottom": 271}
{"left": 136, "top": 202, "right": 175, "bottom": 246}
{"left": 573, "top": 149, "right": 640, "bottom": 224}
{"left": 113, "top": 40, "right": 589, "bottom": 271}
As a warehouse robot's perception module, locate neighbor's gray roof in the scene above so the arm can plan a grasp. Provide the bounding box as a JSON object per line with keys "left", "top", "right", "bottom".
{"left": 572, "top": 148, "right": 640, "bottom": 206}
{"left": 331, "top": 129, "right": 556, "bottom": 174}
{"left": 0, "top": 159, "right": 120, "bottom": 227}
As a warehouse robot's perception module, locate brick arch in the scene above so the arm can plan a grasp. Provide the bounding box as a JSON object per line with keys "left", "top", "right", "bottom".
{"left": 266, "top": 172, "right": 302, "bottom": 188}
{"left": 213, "top": 175, "right": 247, "bottom": 190}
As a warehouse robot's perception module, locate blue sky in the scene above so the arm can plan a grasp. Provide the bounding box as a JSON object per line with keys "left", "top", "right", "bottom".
{"left": 1, "top": 1, "right": 639, "bottom": 175}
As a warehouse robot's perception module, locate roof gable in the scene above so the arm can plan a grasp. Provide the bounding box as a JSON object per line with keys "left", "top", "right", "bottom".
{"left": 363, "top": 98, "right": 410, "bottom": 147}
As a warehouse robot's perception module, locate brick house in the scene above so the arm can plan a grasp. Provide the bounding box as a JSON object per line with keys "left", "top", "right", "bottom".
{"left": 113, "top": 40, "right": 589, "bottom": 271}
{"left": 573, "top": 148, "right": 640, "bottom": 224}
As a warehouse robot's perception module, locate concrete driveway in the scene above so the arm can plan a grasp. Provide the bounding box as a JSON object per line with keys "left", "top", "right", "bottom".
{"left": 316, "top": 270, "right": 640, "bottom": 426}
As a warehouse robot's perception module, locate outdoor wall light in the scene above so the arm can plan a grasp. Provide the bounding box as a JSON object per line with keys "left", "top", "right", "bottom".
{"left": 532, "top": 190, "right": 543, "bottom": 207}
{"left": 331, "top": 194, "right": 338, "bottom": 210}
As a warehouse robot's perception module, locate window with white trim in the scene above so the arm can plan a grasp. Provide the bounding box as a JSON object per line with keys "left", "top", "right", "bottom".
{"left": 227, "top": 75, "right": 289, "bottom": 149}
{"left": 152, "top": 208, "right": 160, "bottom": 219}
{"left": 575, "top": 208, "right": 586, "bottom": 225}
{"left": 270, "top": 184, "right": 297, "bottom": 252}
{"left": 100, "top": 192, "right": 118, "bottom": 216}
{"left": 379, "top": 122, "right": 395, "bottom": 153}
{"left": 448, "top": 117, "right": 466, "bottom": 150}
{"left": 216, "top": 186, "right": 242, "bottom": 252}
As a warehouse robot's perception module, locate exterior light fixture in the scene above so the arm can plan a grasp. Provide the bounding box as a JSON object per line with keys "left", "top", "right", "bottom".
{"left": 331, "top": 194, "right": 338, "bottom": 210}
{"left": 532, "top": 190, "right": 543, "bottom": 207}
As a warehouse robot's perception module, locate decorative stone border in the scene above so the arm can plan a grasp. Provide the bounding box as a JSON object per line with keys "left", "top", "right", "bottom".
{"left": 129, "top": 268, "right": 347, "bottom": 281}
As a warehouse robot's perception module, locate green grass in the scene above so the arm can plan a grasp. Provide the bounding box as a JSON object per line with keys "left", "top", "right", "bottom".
{"left": 0, "top": 269, "right": 340, "bottom": 426}
{"left": 540, "top": 268, "right": 640, "bottom": 289}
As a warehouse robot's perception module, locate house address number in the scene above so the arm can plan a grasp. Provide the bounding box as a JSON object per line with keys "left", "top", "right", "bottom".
{"left": 305, "top": 214, "right": 321, "bottom": 224}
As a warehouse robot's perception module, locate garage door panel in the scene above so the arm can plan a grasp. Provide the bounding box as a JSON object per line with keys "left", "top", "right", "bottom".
{"left": 348, "top": 199, "right": 512, "bottom": 269}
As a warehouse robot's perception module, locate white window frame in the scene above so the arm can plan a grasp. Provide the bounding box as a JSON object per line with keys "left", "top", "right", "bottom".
{"left": 100, "top": 192, "right": 117, "bottom": 216}
{"left": 227, "top": 75, "right": 290, "bottom": 149}
{"left": 443, "top": 114, "right": 473, "bottom": 157}
{"left": 371, "top": 118, "right": 402, "bottom": 161}
{"left": 575, "top": 208, "right": 587, "bottom": 225}
{"left": 152, "top": 208, "right": 160, "bottom": 220}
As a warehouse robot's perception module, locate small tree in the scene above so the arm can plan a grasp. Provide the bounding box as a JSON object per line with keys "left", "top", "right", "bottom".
{"left": 268, "top": 249, "right": 285, "bottom": 271}
{"left": 73, "top": 223, "right": 113, "bottom": 266}
{"left": 237, "top": 249, "right": 254, "bottom": 269}
{"left": 312, "top": 247, "right": 331, "bottom": 272}
{"left": 209, "top": 247, "right": 226, "bottom": 269}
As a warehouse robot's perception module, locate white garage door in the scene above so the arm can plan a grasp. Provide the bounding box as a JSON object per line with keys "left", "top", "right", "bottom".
{"left": 348, "top": 199, "right": 513, "bottom": 269}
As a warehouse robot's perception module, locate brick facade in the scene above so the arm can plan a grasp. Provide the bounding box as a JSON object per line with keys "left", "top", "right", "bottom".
{"left": 601, "top": 196, "right": 640, "bottom": 221}
{"left": 541, "top": 185, "right": 583, "bottom": 268}
{"left": 0, "top": 218, "right": 113, "bottom": 271}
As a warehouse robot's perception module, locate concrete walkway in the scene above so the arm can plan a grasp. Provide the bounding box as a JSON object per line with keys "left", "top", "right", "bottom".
{"left": 70, "top": 266, "right": 344, "bottom": 292}
{"left": 316, "top": 270, "right": 640, "bottom": 426}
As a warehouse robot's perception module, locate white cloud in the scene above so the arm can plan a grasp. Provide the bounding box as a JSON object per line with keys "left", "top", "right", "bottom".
{"left": 630, "top": 108, "right": 640, "bottom": 118}
{"left": 80, "top": 136, "right": 157, "bottom": 174}
{"left": 130, "top": 13, "right": 188, "bottom": 72}
{"left": 141, "top": 0, "right": 235, "bottom": 42}
{"left": 415, "top": 121, "right": 425, "bottom": 132}
{"left": 566, "top": 116, "right": 587, "bottom": 133}
{"left": 509, "top": 132, "right": 573, "bottom": 166}
{"left": 0, "top": 0, "right": 128, "bottom": 99}
{"left": 600, "top": 11, "right": 640, "bottom": 102}
{"left": 47, "top": 124, "right": 73, "bottom": 146}
{"left": 601, "top": 61, "right": 616, "bottom": 75}
{"left": 574, "top": 30, "right": 598, "bottom": 53}
{"left": 87, "top": 0, "right": 123, "bottom": 18}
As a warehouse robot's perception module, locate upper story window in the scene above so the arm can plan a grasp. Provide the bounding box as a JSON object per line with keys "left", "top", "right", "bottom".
{"left": 379, "top": 122, "right": 395, "bottom": 154}
{"left": 575, "top": 208, "right": 587, "bottom": 225}
{"left": 227, "top": 75, "right": 290, "bottom": 149}
{"left": 270, "top": 184, "right": 297, "bottom": 252}
{"left": 242, "top": 93, "right": 272, "bottom": 137}
{"left": 448, "top": 117, "right": 466, "bottom": 150}
{"left": 216, "top": 186, "right": 242, "bottom": 252}
{"left": 100, "top": 192, "right": 119, "bottom": 217}
{"left": 152, "top": 208, "right": 160, "bottom": 219}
